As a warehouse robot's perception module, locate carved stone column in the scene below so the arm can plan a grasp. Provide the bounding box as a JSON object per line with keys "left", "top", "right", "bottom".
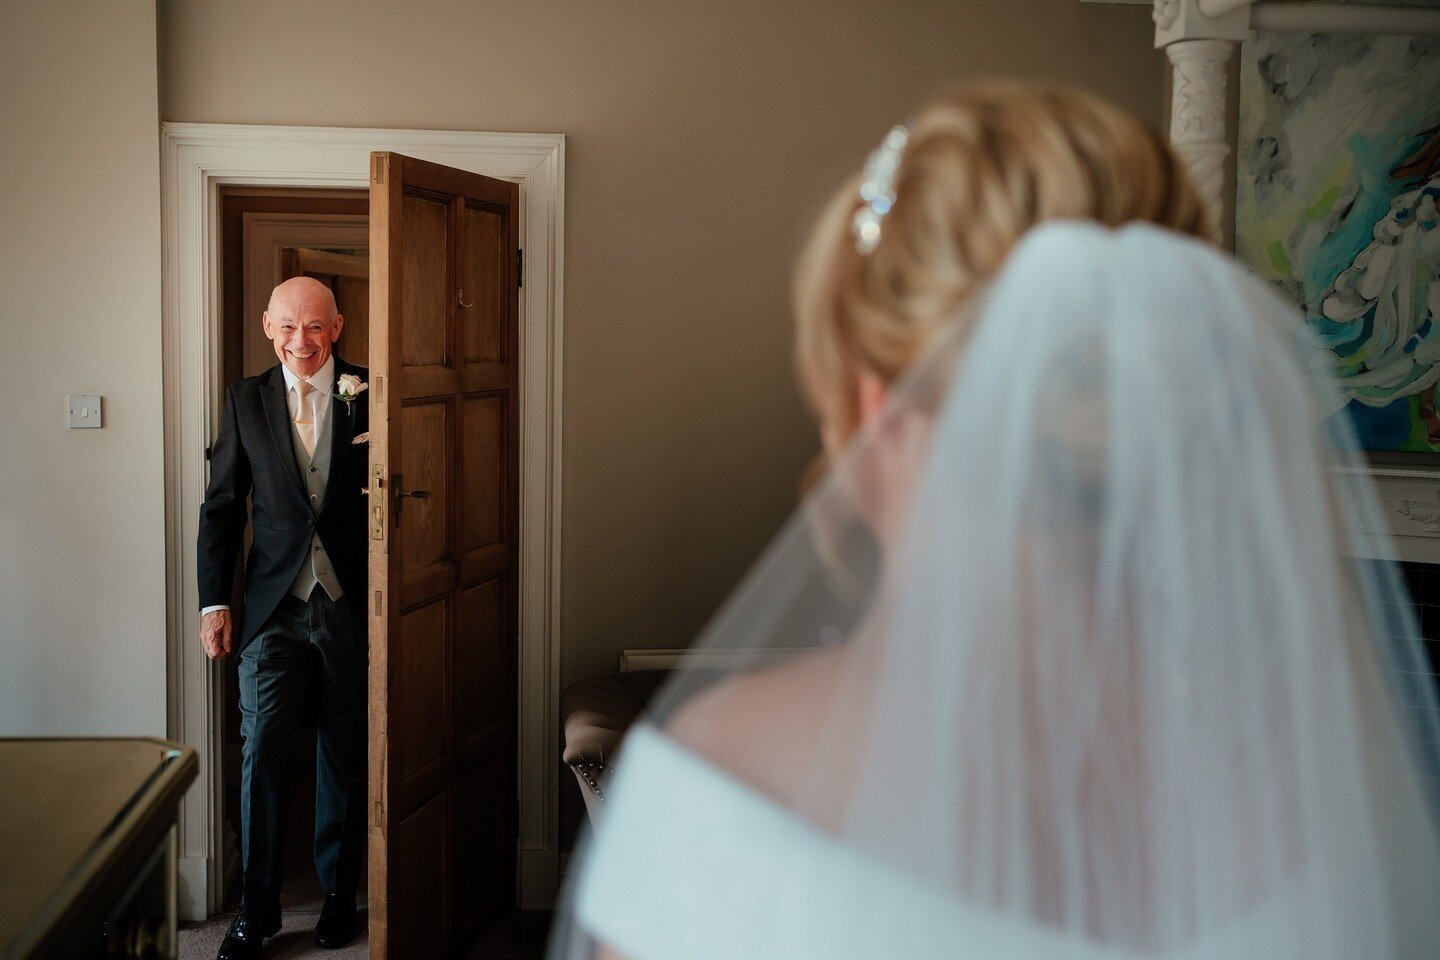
{"left": 1166, "top": 38, "right": 1235, "bottom": 243}
{"left": 1152, "top": 0, "right": 1250, "bottom": 244}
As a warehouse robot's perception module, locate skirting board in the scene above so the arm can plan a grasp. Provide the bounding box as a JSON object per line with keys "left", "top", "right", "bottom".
{"left": 178, "top": 857, "right": 208, "bottom": 922}
{"left": 180, "top": 822, "right": 238, "bottom": 921}
{"left": 520, "top": 848, "right": 562, "bottom": 910}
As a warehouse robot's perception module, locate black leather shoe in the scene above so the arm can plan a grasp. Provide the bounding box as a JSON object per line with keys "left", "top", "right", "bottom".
{"left": 216, "top": 907, "right": 281, "bottom": 960}
{"left": 313, "top": 893, "right": 358, "bottom": 949}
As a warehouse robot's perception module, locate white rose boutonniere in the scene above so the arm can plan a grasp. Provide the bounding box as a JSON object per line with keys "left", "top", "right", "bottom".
{"left": 334, "top": 373, "right": 368, "bottom": 412}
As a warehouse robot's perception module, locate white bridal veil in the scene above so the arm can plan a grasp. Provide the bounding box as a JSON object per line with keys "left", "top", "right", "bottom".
{"left": 552, "top": 222, "right": 1440, "bottom": 960}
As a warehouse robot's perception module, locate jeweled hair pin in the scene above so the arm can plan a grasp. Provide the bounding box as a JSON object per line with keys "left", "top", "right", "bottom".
{"left": 852, "top": 125, "right": 910, "bottom": 254}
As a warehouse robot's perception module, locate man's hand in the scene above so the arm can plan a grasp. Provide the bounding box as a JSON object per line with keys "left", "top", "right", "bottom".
{"left": 201, "top": 609, "right": 234, "bottom": 660}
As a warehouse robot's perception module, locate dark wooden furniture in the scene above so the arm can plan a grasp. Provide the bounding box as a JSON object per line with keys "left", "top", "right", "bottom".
{"left": 0, "top": 738, "right": 198, "bottom": 959}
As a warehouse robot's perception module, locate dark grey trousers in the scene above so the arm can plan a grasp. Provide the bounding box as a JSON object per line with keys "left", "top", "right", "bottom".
{"left": 238, "top": 590, "right": 366, "bottom": 912}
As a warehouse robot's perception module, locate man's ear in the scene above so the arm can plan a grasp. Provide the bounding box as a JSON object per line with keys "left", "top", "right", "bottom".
{"left": 262, "top": 311, "right": 275, "bottom": 340}
{"left": 330, "top": 314, "right": 345, "bottom": 342}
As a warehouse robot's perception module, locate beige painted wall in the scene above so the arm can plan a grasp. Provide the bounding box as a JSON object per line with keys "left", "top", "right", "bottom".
{"left": 0, "top": 1, "right": 166, "bottom": 734}
{"left": 159, "top": 0, "right": 1165, "bottom": 687}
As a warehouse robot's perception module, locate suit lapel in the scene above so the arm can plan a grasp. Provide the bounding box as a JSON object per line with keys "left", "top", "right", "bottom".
{"left": 319, "top": 358, "right": 357, "bottom": 511}
{"left": 260, "top": 365, "right": 307, "bottom": 497}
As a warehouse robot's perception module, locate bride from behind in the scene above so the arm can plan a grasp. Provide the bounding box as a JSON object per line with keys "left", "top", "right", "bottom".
{"left": 553, "top": 82, "right": 1440, "bottom": 959}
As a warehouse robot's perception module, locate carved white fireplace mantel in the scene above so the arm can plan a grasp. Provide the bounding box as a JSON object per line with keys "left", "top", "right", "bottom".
{"left": 1333, "top": 467, "right": 1440, "bottom": 565}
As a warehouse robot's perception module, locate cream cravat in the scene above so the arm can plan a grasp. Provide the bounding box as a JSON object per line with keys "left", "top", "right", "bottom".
{"left": 295, "top": 380, "right": 316, "bottom": 457}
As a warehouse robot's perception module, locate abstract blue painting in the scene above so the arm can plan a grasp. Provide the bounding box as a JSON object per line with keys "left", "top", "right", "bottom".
{"left": 1237, "top": 32, "right": 1440, "bottom": 451}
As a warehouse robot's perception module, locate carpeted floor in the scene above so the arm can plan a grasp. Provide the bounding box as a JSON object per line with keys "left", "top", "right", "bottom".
{"left": 179, "top": 909, "right": 552, "bottom": 959}
{"left": 193, "top": 747, "right": 552, "bottom": 958}
{"left": 178, "top": 906, "right": 368, "bottom": 960}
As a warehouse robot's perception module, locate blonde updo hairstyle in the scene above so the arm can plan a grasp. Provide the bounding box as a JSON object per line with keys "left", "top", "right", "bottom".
{"left": 795, "top": 81, "right": 1210, "bottom": 441}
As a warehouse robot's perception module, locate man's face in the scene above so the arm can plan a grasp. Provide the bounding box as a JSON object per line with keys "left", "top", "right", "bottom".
{"left": 263, "top": 279, "right": 344, "bottom": 379}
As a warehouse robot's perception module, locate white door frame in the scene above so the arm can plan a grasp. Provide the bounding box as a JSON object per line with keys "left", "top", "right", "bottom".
{"left": 160, "top": 123, "right": 565, "bottom": 919}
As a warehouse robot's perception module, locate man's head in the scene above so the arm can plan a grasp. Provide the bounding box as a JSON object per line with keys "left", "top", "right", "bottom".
{"left": 263, "top": 276, "right": 344, "bottom": 379}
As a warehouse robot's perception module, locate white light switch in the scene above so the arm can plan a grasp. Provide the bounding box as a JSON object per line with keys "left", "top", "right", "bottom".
{"left": 67, "top": 395, "right": 103, "bottom": 429}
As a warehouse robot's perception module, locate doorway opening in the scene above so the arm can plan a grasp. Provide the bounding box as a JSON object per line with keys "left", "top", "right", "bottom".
{"left": 216, "top": 185, "right": 371, "bottom": 921}
{"left": 161, "top": 123, "right": 566, "bottom": 931}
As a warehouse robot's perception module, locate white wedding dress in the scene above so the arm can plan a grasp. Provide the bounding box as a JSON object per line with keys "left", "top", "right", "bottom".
{"left": 551, "top": 223, "right": 1440, "bottom": 960}
{"left": 575, "top": 724, "right": 1373, "bottom": 960}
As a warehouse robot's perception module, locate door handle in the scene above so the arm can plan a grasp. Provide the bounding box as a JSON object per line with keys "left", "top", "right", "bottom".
{"left": 391, "top": 472, "right": 429, "bottom": 516}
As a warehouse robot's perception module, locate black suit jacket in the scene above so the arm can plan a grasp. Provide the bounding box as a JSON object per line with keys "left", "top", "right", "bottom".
{"left": 197, "top": 357, "right": 370, "bottom": 653}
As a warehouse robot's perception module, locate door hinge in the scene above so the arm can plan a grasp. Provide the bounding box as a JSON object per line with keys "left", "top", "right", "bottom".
{"left": 517, "top": 248, "right": 524, "bottom": 288}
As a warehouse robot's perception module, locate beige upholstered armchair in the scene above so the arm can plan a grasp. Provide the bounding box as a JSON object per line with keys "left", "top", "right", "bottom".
{"left": 560, "top": 671, "right": 669, "bottom": 820}
{"left": 561, "top": 649, "right": 807, "bottom": 821}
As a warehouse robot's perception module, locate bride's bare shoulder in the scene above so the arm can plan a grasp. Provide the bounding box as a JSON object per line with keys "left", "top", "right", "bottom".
{"left": 663, "top": 648, "right": 848, "bottom": 800}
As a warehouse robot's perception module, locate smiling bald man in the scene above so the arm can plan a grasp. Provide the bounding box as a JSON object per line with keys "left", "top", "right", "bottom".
{"left": 197, "top": 277, "right": 369, "bottom": 958}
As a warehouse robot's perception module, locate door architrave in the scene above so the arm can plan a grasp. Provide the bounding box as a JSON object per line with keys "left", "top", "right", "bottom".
{"left": 160, "top": 122, "right": 565, "bottom": 919}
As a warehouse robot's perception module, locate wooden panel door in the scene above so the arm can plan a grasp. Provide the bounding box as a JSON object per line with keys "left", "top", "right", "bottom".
{"left": 367, "top": 152, "right": 520, "bottom": 959}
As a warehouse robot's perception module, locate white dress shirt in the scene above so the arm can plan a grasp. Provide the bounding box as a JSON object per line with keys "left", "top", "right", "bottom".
{"left": 201, "top": 357, "right": 336, "bottom": 618}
